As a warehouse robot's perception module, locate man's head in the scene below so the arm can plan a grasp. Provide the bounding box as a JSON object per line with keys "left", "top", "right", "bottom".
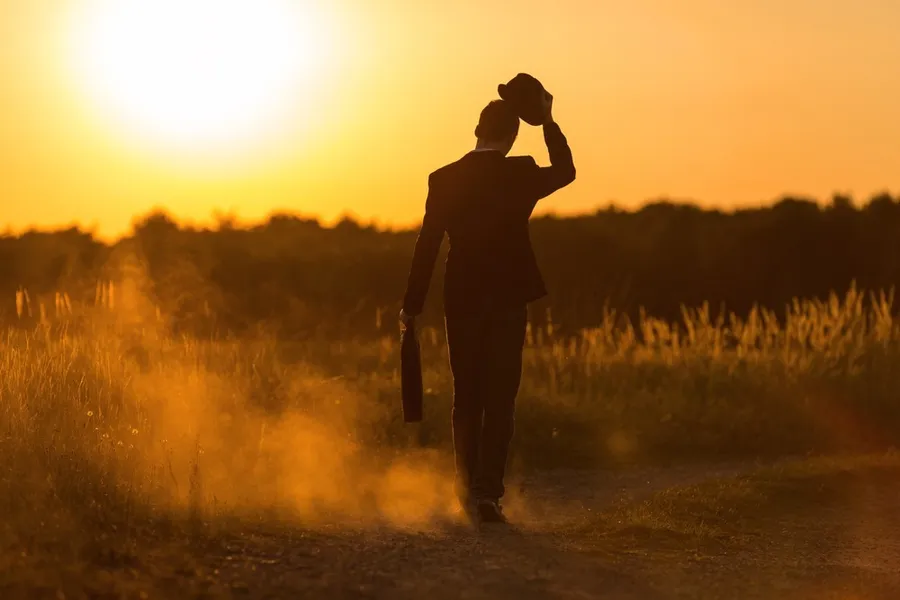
{"left": 474, "top": 99, "right": 519, "bottom": 155}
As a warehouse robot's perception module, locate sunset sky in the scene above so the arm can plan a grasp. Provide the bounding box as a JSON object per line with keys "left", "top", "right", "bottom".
{"left": 2, "top": 0, "right": 899, "bottom": 239}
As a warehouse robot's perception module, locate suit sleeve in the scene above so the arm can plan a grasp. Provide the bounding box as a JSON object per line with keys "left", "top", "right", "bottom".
{"left": 402, "top": 174, "right": 446, "bottom": 316}
{"left": 522, "top": 121, "right": 576, "bottom": 204}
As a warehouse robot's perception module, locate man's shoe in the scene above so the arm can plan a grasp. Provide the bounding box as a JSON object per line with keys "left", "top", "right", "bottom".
{"left": 454, "top": 497, "right": 479, "bottom": 525}
{"left": 476, "top": 499, "right": 508, "bottom": 524}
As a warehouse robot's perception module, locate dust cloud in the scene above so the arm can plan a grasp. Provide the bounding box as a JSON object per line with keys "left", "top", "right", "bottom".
{"left": 127, "top": 360, "right": 461, "bottom": 529}
{"left": 73, "top": 251, "right": 466, "bottom": 531}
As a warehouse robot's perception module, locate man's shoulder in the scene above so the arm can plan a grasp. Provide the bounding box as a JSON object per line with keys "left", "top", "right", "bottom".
{"left": 428, "top": 162, "right": 456, "bottom": 180}
{"left": 505, "top": 154, "right": 537, "bottom": 167}
{"left": 426, "top": 153, "right": 536, "bottom": 186}
{"left": 426, "top": 155, "right": 472, "bottom": 186}
{"left": 427, "top": 155, "right": 459, "bottom": 176}
{"left": 432, "top": 153, "right": 536, "bottom": 171}
{"left": 504, "top": 155, "right": 539, "bottom": 177}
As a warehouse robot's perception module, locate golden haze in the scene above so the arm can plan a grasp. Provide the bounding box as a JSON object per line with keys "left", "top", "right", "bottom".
{"left": 2, "top": 0, "right": 899, "bottom": 239}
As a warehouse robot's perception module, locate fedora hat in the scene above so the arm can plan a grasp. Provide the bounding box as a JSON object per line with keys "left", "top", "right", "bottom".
{"left": 498, "top": 73, "right": 552, "bottom": 126}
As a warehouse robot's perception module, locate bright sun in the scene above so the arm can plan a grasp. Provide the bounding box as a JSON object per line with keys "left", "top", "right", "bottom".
{"left": 69, "top": 0, "right": 324, "bottom": 155}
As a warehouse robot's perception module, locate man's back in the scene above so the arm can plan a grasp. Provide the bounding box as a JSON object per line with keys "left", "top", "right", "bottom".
{"left": 402, "top": 121, "right": 575, "bottom": 317}
{"left": 399, "top": 88, "right": 574, "bottom": 525}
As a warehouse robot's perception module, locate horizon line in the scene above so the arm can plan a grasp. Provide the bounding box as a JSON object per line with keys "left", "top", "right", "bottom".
{"left": 3, "top": 189, "right": 898, "bottom": 243}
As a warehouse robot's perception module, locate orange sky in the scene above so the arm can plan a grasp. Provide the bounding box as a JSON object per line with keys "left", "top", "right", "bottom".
{"left": 2, "top": 0, "right": 899, "bottom": 239}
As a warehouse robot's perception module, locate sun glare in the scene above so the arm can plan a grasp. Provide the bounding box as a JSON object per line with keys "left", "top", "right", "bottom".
{"left": 69, "top": 0, "right": 326, "bottom": 156}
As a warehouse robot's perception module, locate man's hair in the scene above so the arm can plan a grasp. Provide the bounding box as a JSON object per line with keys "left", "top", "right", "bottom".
{"left": 474, "top": 99, "right": 519, "bottom": 142}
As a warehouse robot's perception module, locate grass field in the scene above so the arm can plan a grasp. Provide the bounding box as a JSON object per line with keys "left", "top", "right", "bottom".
{"left": 2, "top": 285, "right": 900, "bottom": 597}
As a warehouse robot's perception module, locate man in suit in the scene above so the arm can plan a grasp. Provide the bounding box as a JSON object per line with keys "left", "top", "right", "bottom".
{"left": 400, "top": 93, "right": 575, "bottom": 524}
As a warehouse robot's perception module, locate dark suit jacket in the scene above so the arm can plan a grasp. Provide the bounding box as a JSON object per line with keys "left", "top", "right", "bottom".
{"left": 402, "top": 121, "right": 575, "bottom": 317}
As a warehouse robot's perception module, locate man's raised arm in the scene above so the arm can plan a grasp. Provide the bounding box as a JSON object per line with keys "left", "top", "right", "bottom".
{"left": 524, "top": 119, "right": 576, "bottom": 204}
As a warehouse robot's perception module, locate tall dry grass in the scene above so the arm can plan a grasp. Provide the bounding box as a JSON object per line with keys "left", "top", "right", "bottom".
{"left": 1, "top": 284, "right": 899, "bottom": 549}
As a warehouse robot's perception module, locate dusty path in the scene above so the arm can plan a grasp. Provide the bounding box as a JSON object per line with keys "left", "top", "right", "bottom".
{"left": 7, "top": 459, "right": 900, "bottom": 599}
{"left": 136, "top": 463, "right": 749, "bottom": 600}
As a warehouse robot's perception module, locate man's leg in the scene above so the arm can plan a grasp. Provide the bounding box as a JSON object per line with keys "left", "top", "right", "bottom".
{"left": 476, "top": 304, "right": 527, "bottom": 507}
{"left": 444, "top": 310, "right": 487, "bottom": 509}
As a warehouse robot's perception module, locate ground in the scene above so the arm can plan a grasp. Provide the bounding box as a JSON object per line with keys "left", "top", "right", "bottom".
{"left": 4, "top": 455, "right": 900, "bottom": 599}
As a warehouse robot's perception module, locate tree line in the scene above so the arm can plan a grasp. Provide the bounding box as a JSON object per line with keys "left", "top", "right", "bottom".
{"left": 1, "top": 192, "right": 898, "bottom": 337}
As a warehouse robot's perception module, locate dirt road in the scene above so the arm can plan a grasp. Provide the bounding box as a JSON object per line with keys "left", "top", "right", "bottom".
{"left": 6, "top": 459, "right": 900, "bottom": 599}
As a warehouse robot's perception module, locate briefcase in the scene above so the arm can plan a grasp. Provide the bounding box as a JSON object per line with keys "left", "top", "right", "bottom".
{"left": 400, "top": 320, "right": 424, "bottom": 423}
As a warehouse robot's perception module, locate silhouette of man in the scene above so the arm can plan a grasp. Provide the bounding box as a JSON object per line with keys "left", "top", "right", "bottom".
{"left": 400, "top": 93, "right": 575, "bottom": 524}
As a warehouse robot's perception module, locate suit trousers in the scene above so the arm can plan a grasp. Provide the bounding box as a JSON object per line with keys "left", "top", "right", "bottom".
{"left": 444, "top": 301, "right": 527, "bottom": 504}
